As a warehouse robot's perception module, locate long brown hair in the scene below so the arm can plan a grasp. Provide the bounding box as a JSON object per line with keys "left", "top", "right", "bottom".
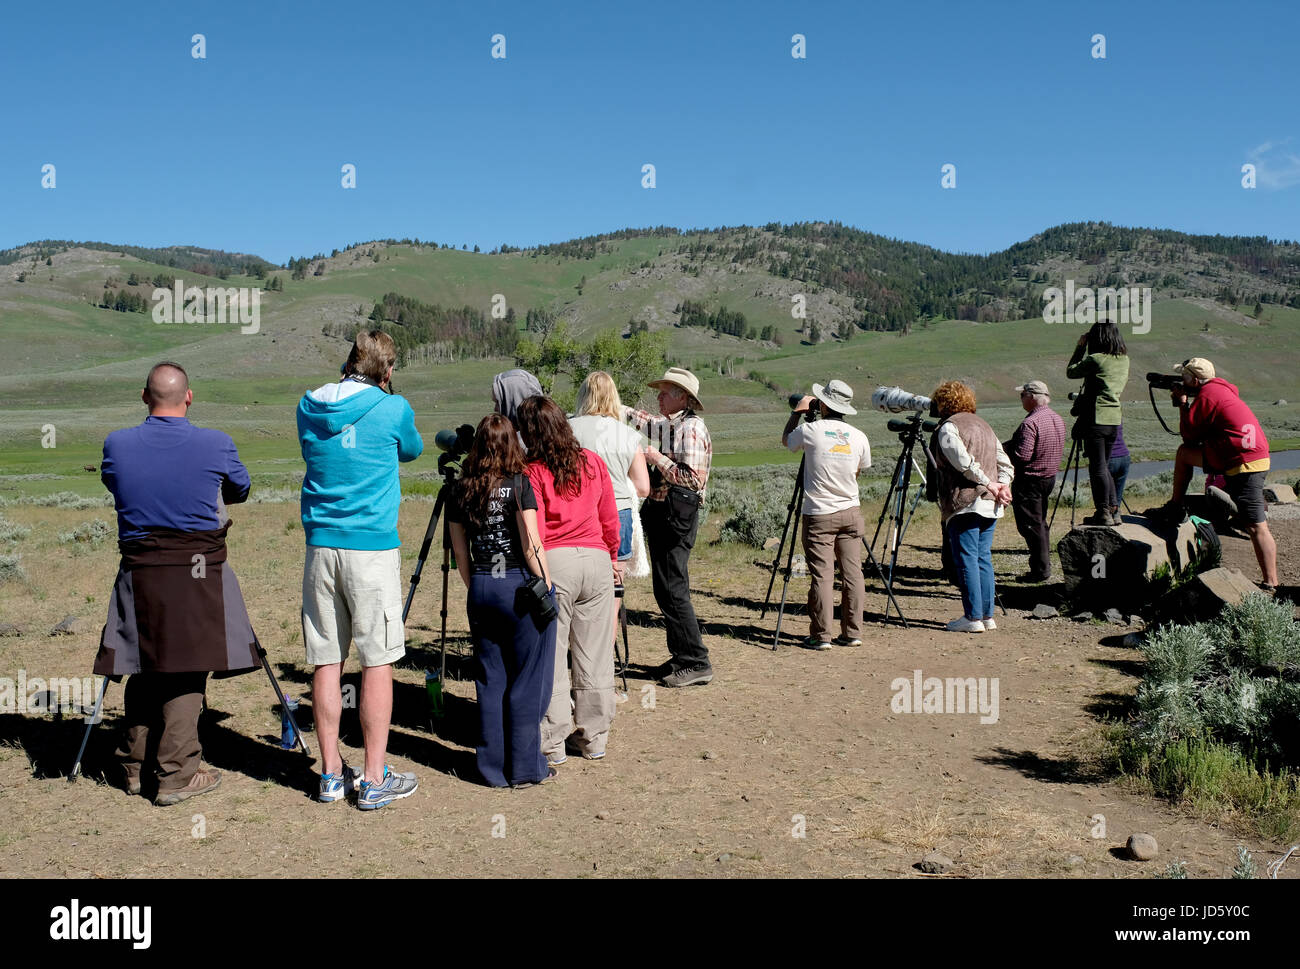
{"left": 516, "top": 395, "right": 588, "bottom": 497}
{"left": 456, "top": 413, "right": 527, "bottom": 527}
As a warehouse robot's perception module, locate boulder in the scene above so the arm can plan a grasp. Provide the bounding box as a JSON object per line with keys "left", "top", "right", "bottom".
{"left": 1165, "top": 567, "right": 1261, "bottom": 622}
{"left": 1127, "top": 833, "right": 1158, "bottom": 861}
{"left": 50, "top": 615, "right": 83, "bottom": 636}
{"left": 0, "top": 622, "right": 21, "bottom": 637}
{"left": 1030, "top": 604, "right": 1059, "bottom": 619}
{"left": 918, "top": 851, "right": 954, "bottom": 874}
{"left": 762, "top": 536, "right": 782, "bottom": 551}
{"left": 1263, "top": 483, "right": 1296, "bottom": 504}
{"left": 1057, "top": 522, "right": 1170, "bottom": 608}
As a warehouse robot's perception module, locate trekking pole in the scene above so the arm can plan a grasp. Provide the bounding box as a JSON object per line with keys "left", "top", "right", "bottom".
{"left": 68, "top": 675, "right": 110, "bottom": 782}
{"left": 256, "top": 642, "right": 311, "bottom": 757}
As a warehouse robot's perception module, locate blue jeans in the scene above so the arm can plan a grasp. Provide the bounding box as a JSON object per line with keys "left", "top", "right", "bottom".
{"left": 1108, "top": 455, "right": 1130, "bottom": 507}
{"left": 947, "top": 514, "right": 996, "bottom": 621}
{"left": 617, "top": 508, "right": 633, "bottom": 560}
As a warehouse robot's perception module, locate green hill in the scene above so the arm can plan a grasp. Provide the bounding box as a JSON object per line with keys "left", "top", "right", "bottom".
{"left": 2, "top": 222, "right": 1297, "bottom": 494}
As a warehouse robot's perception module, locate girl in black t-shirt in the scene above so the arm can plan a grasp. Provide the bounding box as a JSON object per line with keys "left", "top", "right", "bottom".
{"left": 448, "top": 413, "right": 557, "bottom": 787}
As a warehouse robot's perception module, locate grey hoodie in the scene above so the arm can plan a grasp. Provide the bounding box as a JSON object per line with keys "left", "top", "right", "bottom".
{"left": 493, "top": 369, "right": 544, "bottom": 428}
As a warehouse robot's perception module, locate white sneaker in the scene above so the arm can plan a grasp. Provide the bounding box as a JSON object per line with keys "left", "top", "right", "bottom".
{"left": 983, "top": 618, "right": 997, "bottom": 631}
{"left": 945, "top": 617, "right": 986, "bottom": 633}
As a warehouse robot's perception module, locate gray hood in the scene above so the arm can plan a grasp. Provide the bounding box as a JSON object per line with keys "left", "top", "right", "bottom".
{"left": 493, "top": 369, "right": 544, "bottom": 428}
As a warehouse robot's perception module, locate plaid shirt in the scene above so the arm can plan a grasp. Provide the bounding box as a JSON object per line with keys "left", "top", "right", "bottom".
{"left": 1006, "top": 405, "right": 1066, "bottom": 478}
{"left": 623, "top": 406, "right": 712, "bottom": 500}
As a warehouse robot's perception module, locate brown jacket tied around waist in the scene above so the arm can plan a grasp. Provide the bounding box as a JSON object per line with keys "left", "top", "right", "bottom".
{"left": 95, "top": 523, "right": 262, "bottom": 677}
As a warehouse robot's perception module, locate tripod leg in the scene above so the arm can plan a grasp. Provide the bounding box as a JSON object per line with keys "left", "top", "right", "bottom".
{"left": 617, "top": 596, "right": 629, "bottom": 693}
{"left": 772, "top": 512, "right": 801, "bottom": 650}
{"left": 68, "top": 675, "right": 110, "bottom": 782}
{"left": 863, "top": 540, "right": 908, "bottom": 628}
{"left": 870, "top": 450, "right": 910, "bottom": 561}
{"left": 761, "top": 460, "right": 803, "bottom": 618}
{"left": 439, "top": 535, "right": 451, "bottom": 683}
{"left": 403, "top": 488, "right": 447, "bottom": 622}
{"left": 1070, "top": 440, "right": 1082, "bottom": 528}
{"left": 1048, "top": 439, "right": 1077, "bottom": 531}
{"left": 256, "top": 643, "right": 311, "bottom": 756}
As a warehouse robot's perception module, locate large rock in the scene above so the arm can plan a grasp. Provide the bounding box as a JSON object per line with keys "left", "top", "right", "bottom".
{"left": 1165, "top": 567, "right": 1261, "bottom": 622}
{"left": 1264, "top": 483, "right": 1296, "bottom": 504}
{"left": 1127, "top": 833, "right": 1159, "bottom": 861}
{"left": 1057, "top": 522, "right": 1170, "bottom": 607}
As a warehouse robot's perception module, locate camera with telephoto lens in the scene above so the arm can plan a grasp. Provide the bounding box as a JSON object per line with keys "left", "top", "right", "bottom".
{"left": 872, "top": 386, "right": 939, "bottom": 419}
{"left": 1147, "top": 372, "right": 1193, "bottom": 393}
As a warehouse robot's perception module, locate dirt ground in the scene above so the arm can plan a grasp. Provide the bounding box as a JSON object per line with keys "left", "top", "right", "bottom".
{"left": 1, "top": 498, "right": 1296, "bottom": 879}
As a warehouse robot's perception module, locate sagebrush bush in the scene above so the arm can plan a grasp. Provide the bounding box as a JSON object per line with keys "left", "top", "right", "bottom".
{"left": 1142, "top": 623, "right": 1214, "bottom": 681}
{"left": 0, "top": 553, "right": 25, "bottom": 582}
{"left": 1214, "top": 592, "right": 1300, "bottom": 671}
{"left": 21, "top": 491, "right": 112, "bottom": 510}
{"left": 1122, "top": 594, "right": 1300, "bottom": 835}
{"left": 58, "top": 519, "right": 112, "bottom": 545}
{"left": 0, "top": 516, "right": 31, "bottom": 542}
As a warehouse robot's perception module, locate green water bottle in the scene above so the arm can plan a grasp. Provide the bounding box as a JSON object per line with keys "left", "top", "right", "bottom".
{"left": 425, "top": 669, "right": 444, "bottom": 721}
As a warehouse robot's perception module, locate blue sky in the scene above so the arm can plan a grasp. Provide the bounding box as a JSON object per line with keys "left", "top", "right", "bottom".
{"left": 2, "top": 0, "right": 1296, "bottom": 264}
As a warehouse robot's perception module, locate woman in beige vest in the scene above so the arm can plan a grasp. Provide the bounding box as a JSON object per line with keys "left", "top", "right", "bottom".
{"left": 929, "top": 381, "right": 1014, "bottom": 633}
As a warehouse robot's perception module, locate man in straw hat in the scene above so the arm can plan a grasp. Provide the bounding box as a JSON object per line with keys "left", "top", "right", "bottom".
{"left": 1151, "top": 357, "right": 1278, "bottom": 592}
{"left": 782, "top": 379, "right": 872, "bottom": 650}
{"left": 622, "top": 367, "right": 714, "bottom": 686}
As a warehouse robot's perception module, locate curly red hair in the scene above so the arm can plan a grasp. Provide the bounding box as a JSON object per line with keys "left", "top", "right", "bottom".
{"left": 932, "top": 381, "right": 976, "bottom": 418}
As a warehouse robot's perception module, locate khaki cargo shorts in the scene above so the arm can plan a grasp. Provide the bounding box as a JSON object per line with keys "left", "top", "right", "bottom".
{"left": 302, "top": 546, "right": 406, "bottom": 667}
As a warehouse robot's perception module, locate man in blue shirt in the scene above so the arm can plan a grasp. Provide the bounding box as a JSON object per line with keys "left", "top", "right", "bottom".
{"left": 98, "top": 362, "right": 257, "bottom": 805}
{"left": 298, "top": 330, "right": 424, "bottom": 810}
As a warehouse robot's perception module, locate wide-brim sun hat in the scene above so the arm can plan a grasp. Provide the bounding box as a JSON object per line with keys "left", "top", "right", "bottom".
{"left": 811, "top": 378, "right": 857, "bottom": 416}
{"left": 648, "top": 367, "right": 702, "bottom": 409}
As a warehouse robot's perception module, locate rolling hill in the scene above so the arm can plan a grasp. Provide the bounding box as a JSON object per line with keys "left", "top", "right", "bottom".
{"left": 1, "top": 221, "right": 1297, "bottom": 491}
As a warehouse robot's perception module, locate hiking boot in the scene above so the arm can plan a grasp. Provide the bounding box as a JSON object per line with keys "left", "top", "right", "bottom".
{"left": 1081, "top": 511, "right": 1112, "bottom": 526}
{"left": 122, "top": 765, "right": 142, "bottom": 796}
{"left": 833, "top": 635, "right": 864, "bottom": 647}
{"left": 1146, "top": 502, "right": 1188, "bottom": 526}
{"left": 1015, "top": 571, "right": 1051, "bottom": 583}
{"left": 154, "top": 767, "right": 221, "bottom": 806}
{"left": 945, "top": 617, "right": 985, "bottom": 634}
{"left": 800, "top": 636, "right": 833, "bottom": 651}
{"left": 357, "top": 765, "right": 418, "bottom": 810}
{"left": 660, "top": 664, "right": 714, "bottom": 688}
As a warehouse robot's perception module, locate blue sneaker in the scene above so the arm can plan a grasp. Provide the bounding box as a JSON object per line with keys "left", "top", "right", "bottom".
{"left": 318, "top": 763, "right": 362, "bottom": 803}
{"left": 357, "top": 765, "right": 418, "bottom": 810}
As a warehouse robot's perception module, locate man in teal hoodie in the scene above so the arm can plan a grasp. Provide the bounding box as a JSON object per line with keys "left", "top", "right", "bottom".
{"left": 298, "top": 330, "right": 424, "bottom": 810}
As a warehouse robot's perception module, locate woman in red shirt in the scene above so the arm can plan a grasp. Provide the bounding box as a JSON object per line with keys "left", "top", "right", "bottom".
{"left": 515, "top": 396, "right": 620, "bottom": 764}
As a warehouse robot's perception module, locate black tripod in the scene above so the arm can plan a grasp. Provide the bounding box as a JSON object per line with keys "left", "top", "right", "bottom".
{"left": 760, "top": 456, "right": 903, "bottom": 648}
{"left": 1049, "top": 424, "right": 1133, "bottom": 530}
{"left": 403, "top": 455, "right": 463, "bottom": 687}
{"left": 868, "top": 414, "right": 937, "bottom": 625}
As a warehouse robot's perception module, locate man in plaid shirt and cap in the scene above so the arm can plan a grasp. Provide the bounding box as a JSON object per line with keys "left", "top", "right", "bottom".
{"left": 622, "top": 367, "right": 713, "bottom": 687}
{"left": 1004, "top": 379, "right": 1066, "bottom": 582}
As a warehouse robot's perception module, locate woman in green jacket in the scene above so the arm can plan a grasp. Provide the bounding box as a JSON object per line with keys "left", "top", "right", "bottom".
{"left": 1066, "top": 319, "right": 1130, "bottom": 525}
